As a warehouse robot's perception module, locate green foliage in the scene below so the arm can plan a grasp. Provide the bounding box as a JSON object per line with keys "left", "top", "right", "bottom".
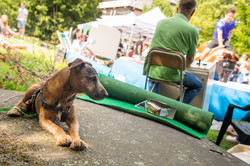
{"left": 190, "top": 0, "right": 249, "bottom": 55}
{"left": 0, "top": 0, "right": 21, "bottom": 27}
{"left": 27, "top": 0, "right": 103, "bottom": 41}
{"left": 0, "top": 54, "right": 41, "bottom": 91}
{"left": 143, "top": 0, "right": 175, "bottom": 17}
{"left": 0, "top": 0, "right": 103, "bottom": 41}
{"left": 190, "top": 0, "right": 234, "bottom": 45}
{"left": 231, "top": 0, "right": 250, "bottom": 56}
{"left": 0, "top": 35, "right": 66, "bottom": 91}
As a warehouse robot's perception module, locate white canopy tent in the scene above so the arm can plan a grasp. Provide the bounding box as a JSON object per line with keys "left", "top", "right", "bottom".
{"left": 77, "top": 7, "right": 166, "bottom": 55}
{"left": 133, "top": 7, "right": 167, "bottom": 38}
{"left": 99, "top": 7, "right": 166, "bottom": 39}
{"left": 78, "top": 7, "right": 166, "bottom": 39}
{"left": 98, "top": 12, "right": 136, "bottom": 27}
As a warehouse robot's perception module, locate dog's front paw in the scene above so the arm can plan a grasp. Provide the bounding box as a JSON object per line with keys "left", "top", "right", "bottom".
{"left": 56, "top": 135, "right": 72, "bottom": 147}
{"left": 70, "top": 139, "right": 88, "bottom": 150}
{"left": 7, "top": 107, "right": 22, "bottom": 116}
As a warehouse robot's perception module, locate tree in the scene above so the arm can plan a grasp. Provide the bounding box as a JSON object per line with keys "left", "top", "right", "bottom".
{"left": 143, "top": 0, "right": 175, "bottom": 17}
{"left": 231, "top": 0, "right": 250, "bottom": 56}
{"left": 27, "top": 0, "right": 103, "bottom": 41}
{"left": 0, "top": 0, "right": 21, "bottom": 28}
{"left": 0, "top": 0, "right": 103, "bottom": 41}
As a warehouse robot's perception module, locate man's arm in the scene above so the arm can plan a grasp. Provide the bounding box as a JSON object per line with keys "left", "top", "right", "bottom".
{"left": 17, "top": 9, "right": 20, "bottom": 20}
{"left": 137, "top": 45, "right": 142, "bottom": 56}
{"left": 6, "top": 26, "right": 17, "bottom": 35}
{"left": 228, "top": 30, "right": 233, "bottom": 40}
{"left": 217, "top": 30, "right": 224, "bottom": 47}
{"left": 186, "top": 56, "right": 194, "bottom": 67}
{"left": 186, "top": 28, "right": 198, "bottom": 66}
{"left": 25, "top": 9, "right": 28, "bottom": 20}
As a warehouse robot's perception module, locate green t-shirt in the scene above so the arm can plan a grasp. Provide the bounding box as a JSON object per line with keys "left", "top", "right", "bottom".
{"left": 143, "top": 13, "right": 199, "bottom": 82}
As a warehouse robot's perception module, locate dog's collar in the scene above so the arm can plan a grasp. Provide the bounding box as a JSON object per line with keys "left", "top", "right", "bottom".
{"left": 32, "top": 82, "right": 75, "bottom": 122}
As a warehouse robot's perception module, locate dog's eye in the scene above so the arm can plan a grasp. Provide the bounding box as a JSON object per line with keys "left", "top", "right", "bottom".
{"left": 90, "top": 76, "right": 96, "bottom": 82}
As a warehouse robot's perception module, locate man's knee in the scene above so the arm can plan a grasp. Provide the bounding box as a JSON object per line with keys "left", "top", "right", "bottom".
{"left": 224, "top": 40, "right": 232, "bottom": 51}
{"left": 197, "top": 81, "right": 203, "bottom": 93}
{"left": 192, "top": 77, "right": 203, "bottom": 94}
{"left": 207, "top": 39, "right": 219, "bottom": 49}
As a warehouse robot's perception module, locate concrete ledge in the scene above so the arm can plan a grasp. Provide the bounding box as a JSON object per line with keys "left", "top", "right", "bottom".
{"left": 0, "top": 89, "right": 248, "bottom": 165}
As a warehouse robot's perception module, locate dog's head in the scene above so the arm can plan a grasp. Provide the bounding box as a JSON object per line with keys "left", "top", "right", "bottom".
{"left": 68, "top": 58, "right": 108, "bottom": 100}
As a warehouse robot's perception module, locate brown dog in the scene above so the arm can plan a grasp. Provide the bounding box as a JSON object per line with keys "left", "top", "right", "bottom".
{"left": 7, "top": 58, "right": 108, "bottom": 150}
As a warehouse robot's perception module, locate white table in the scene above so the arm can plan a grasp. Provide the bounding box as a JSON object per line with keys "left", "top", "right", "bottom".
{"left": 159, "top": 61, "right": 216, "bottom": 110}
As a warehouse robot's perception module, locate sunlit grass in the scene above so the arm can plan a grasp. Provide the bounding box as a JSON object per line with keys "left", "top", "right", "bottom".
{"left": 206, "top": 130, "right": 238, "bottom": 151}
{"left": 0, "top": 35, "right": 67, "bottom": 91}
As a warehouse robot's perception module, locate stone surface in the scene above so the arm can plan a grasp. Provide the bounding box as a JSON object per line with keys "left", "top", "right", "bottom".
{"left": 0, "top": 89, "right": 248, "bottom": 166}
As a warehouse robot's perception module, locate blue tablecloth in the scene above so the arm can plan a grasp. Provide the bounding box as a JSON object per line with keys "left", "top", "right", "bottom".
{"left": 66, "top": 53, "right": 250, "bottom": 121}
{"left": 67, "top": 52, "right": 111, "bottom": 76}
{"left": 110, "top": 57, "right": 146, "bottom": 89}
{"left": 208, "top": 81, "right": 250, "bottom": 121}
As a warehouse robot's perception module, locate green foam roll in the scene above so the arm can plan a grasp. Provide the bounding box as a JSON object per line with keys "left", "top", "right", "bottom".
{"left": 98, "top": 74, "right": 214, "bottom": 134}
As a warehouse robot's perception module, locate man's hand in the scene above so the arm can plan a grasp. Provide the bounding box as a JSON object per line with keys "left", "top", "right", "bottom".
{"left": 218, "top": 44, "right": 225, "bottom": 48}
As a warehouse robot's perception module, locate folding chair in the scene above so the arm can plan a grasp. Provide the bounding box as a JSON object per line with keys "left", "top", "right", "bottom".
{"left": 56, "top": 30, "right": 71, "bottom": 59}
{"left": 145, "top": 48, "right": 186, "bottom": 102}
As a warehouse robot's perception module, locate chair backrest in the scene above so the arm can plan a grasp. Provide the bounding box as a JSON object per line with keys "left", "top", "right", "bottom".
{"left": 144, "top": 48, "right": 186, "bottom": 95}
{"left": 148, "top": 48, "right": 186, "bottom": 71}
{"left": 56, "top": 30, "right": 71, "bottom": 52}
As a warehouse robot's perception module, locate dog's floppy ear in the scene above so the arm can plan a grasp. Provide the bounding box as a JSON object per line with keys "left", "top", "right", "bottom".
{"left": 68, "top": 58, "right": 85, "bottom": 71}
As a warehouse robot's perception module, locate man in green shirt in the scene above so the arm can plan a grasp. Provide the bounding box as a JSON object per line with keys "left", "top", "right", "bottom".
{"left": 143, "top": 0, "right": 203, "bottom": 104}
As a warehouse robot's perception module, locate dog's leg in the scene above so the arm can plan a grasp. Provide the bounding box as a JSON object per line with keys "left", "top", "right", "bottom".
{"left": 66, "top": 106, "right": 88, "bottom": 150}
{"left": 8, "top": 82, "right": 43, "bottom": 116}
{"left": 38, "top": 108, "right": 72, "bottom": 147}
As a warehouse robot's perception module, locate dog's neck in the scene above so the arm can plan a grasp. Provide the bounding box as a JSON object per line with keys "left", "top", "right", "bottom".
{"left": 42, "top": 68, "right": 75, "bottom": 106}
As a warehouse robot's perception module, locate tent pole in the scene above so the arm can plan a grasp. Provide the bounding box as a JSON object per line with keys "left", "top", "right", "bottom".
{"left": 126, "top": 24, "right": 135, "bottom": 56}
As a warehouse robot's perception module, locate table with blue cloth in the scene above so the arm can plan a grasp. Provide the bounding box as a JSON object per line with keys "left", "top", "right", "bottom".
{"left": 67, "top": 52, "right": 111, "bottom": 76}
{"left": 209, "top": 81, "right": 250, "bottom": 121}
{"left": 66, "top": 53, "right": 250, "bottom": 122}
{"left": 109, "top": 57, "right": 146, "bottom": 89}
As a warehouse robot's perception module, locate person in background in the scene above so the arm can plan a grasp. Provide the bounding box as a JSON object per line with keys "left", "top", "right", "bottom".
{"left": 134, "top": 36, "right": 147, "bottom": 56}
{"left": 122, "top": 39, "right": 128, "bottom": 55}
{"left": 0, "top": 35, "right": 33, "bottom": 53}
{"left": 142, "top": 44, "right": 150, "bottom": 60}
{"left": 238, "top": 53, "right": 248, "bottom": 71}
{"left": 128, "top": 41, "right": 136, "bottom": 57}
{"left": 70, "top": 33, "right": 86, "bottom": 53}
{"left": 117, "top": 39, "right": 124, "bottom": 58}
{"left": 228, "top": 52, "right": 248, "bottom": 82}
{"left": 70, "top": 28, "right": 80, "bottom": 43}
{"left": 143, "top": 0, "right": 203, "bottom": 104}
{"left": 200, "top": 8, "right": 235, "bottom": 61}
{"left": 237, "top": 57, "right": 250, "bottom": 84}
{"left": 17, "top": 3, "right": 28, "bottom": 37}
{"left": 1, "top": 15, "right": 17, "bottom": 36}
